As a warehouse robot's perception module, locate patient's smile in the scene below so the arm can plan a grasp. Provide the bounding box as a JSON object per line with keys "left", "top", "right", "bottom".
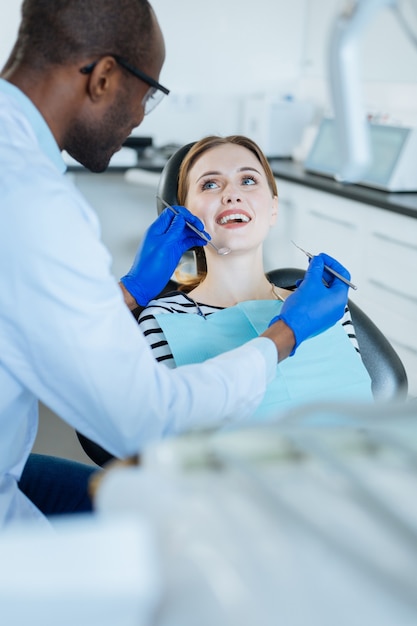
{"left": 216, "top": 210, "right": 251, "bottom": 226}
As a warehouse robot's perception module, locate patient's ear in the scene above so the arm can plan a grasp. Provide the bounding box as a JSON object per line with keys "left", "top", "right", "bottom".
{"left": 270, "top": 195, "right": 278, "bottom": 226}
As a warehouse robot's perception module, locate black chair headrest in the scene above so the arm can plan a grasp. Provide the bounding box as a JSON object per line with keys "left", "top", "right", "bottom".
{"left": 156, "top": 142, "right": 195, "bottom": 215}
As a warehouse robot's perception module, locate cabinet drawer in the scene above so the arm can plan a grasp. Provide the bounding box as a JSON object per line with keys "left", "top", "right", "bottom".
{"left": 291, "top": 187, "right": 365, "bottom": 283}
{"left": 366, "top": 232, "right": 417, "bottom": 297}
{"left": 363, "top": 282, "right": 416, "bottom": 341}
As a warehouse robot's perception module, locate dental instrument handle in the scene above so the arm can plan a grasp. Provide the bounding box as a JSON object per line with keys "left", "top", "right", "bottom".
{"left": 157, "top": 196, "right": 230, "bottom": 255}
{"left": 291, "top": 241, "right": 357, "bottom": 290}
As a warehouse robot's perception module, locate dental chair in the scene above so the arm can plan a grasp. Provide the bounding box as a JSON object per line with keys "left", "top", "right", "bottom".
{"left": 155, "top": 142, "right": 408, "bottom": 399}
{"left": 76, "top": 143, "right": 408, "bottom": 467}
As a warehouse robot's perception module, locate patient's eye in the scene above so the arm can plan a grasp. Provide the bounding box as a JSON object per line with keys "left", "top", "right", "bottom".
{"left": 201, "top": 180, "right": 218, "bottom": 190}
{"left": 242, "top": 175, "right": 257, "bottom": 186}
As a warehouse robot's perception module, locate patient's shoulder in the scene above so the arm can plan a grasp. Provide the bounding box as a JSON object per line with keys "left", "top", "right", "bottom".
{"left": 138, "top": 291, "right": 192, "bottom": 320}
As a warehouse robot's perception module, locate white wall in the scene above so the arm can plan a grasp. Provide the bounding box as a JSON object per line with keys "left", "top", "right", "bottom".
{"left": 138, "top": 0, "right": 417, "bottom": 143}
{"left": 137, "top": 0, "right": 308, "bottom": 145}
{"left": 1, "top": 1, "right": 417, "bottom": 145}
{"left": 0, "top": 3, "right": 21, "bottom": 69}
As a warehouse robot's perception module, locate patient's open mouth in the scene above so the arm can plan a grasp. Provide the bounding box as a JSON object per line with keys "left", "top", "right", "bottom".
{"left": 216, "top": 212, "right": 251, "bottom": 225}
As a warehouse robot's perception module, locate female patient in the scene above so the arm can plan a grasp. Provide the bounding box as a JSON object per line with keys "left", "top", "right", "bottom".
{"left": 138, "top": 135, "right": 372, "bottom": 418}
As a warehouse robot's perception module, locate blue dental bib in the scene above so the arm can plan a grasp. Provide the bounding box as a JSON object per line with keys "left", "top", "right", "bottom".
{"left": 156, "top": 300, "right": 373, "bottom": 421}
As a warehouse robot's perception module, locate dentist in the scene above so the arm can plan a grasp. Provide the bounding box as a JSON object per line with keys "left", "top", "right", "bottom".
{"left": 0, "top": 0, "right": 350, "bottom": 527}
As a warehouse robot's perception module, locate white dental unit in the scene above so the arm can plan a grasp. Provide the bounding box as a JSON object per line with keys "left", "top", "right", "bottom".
{"left": 327, "top": 0, "right": 417, "bottom": 186}
{"left": 304, "top": 118, "right": 417, "bottom": 191}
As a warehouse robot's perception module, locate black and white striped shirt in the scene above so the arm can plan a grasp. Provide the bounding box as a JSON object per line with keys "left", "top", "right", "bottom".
{"left": 138, "top": 291, "right": 360, "bottom": 368}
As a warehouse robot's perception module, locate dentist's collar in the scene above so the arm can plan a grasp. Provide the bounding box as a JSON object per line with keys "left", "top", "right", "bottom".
{"left": 0, "top": 78, "right": 66, "bottom": 174}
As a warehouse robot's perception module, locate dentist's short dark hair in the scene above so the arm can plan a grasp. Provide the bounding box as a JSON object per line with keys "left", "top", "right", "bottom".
{"left": 4, "top": 0, "right": 154, "bottom": 72}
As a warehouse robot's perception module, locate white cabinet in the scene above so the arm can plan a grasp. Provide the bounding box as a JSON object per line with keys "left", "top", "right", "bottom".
{"left": 263, "top": 179, "right": 299, "bottom": 271}
{"left": 264, "top": 179, "right": 417, "bottom": 396}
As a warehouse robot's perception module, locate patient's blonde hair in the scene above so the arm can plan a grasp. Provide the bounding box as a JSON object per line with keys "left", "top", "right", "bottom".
{"left": 175, "top": 135, "right": 278, "bottom": 290}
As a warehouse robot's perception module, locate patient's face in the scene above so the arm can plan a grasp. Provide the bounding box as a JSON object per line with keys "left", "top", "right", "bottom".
{"left": 185, "top": 144, "right": 278, "bottom": 255}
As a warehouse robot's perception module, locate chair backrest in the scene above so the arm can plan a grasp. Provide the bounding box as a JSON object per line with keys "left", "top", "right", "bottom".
{"left": 156, "top": 142, "right": 196, "bottom": 214}
{"left": 267, "top": 268, "right": 408, "bottom": 401}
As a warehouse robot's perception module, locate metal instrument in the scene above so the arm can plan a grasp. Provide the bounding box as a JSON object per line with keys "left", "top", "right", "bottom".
{"left": 292, "top": 240, "right": 358, "bottom": 290}
{"left": 157, "top": 196, "right": 231, "bottom": 256}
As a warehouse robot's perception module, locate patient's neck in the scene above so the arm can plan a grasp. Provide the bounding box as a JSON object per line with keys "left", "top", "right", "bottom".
{"left": 187, "top": 249, "right": 275, "bottom": 308}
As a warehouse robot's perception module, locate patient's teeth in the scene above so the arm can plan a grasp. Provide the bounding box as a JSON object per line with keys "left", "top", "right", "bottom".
{"left": 218, "top": 213, "right": 250, "bottom": 225}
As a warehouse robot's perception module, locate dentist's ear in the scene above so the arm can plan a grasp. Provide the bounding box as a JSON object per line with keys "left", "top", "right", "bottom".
{"left": 82, "top": 56, "right": 120, "bottom": 104}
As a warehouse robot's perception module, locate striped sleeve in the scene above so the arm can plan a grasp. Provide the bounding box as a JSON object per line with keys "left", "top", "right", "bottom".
{"left": 137, "top": 304, "right": 177, "bottom": 368}
{"left": 137, "top": 292, "right": 221, "bottom": 368}
{"left": 341, "top": 305, "right": 360, "bottom": 354}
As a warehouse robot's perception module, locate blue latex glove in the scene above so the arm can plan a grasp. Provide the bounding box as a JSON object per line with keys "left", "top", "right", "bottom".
{"left": 269, "top": 253, "right": 350, "bottom": 355}
{"left": 121, "top": 206, "right": 210, "bottom": 306}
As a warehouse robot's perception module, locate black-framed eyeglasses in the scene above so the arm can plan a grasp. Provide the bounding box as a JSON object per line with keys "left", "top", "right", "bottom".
{"left": 80, "top": 54, "right": 170, "bottom": 115}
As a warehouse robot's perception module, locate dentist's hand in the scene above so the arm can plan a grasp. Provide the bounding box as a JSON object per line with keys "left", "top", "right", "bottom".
{"left": 120, "top": 206, "right": 209, "bottom": 307}
{"left": 263, "top": 253, "right": 350, "bottom": 359}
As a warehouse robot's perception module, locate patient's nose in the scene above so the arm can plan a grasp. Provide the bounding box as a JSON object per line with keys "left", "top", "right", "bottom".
{"left": 223, "top": 185, "right": 242, "bottom": 205}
